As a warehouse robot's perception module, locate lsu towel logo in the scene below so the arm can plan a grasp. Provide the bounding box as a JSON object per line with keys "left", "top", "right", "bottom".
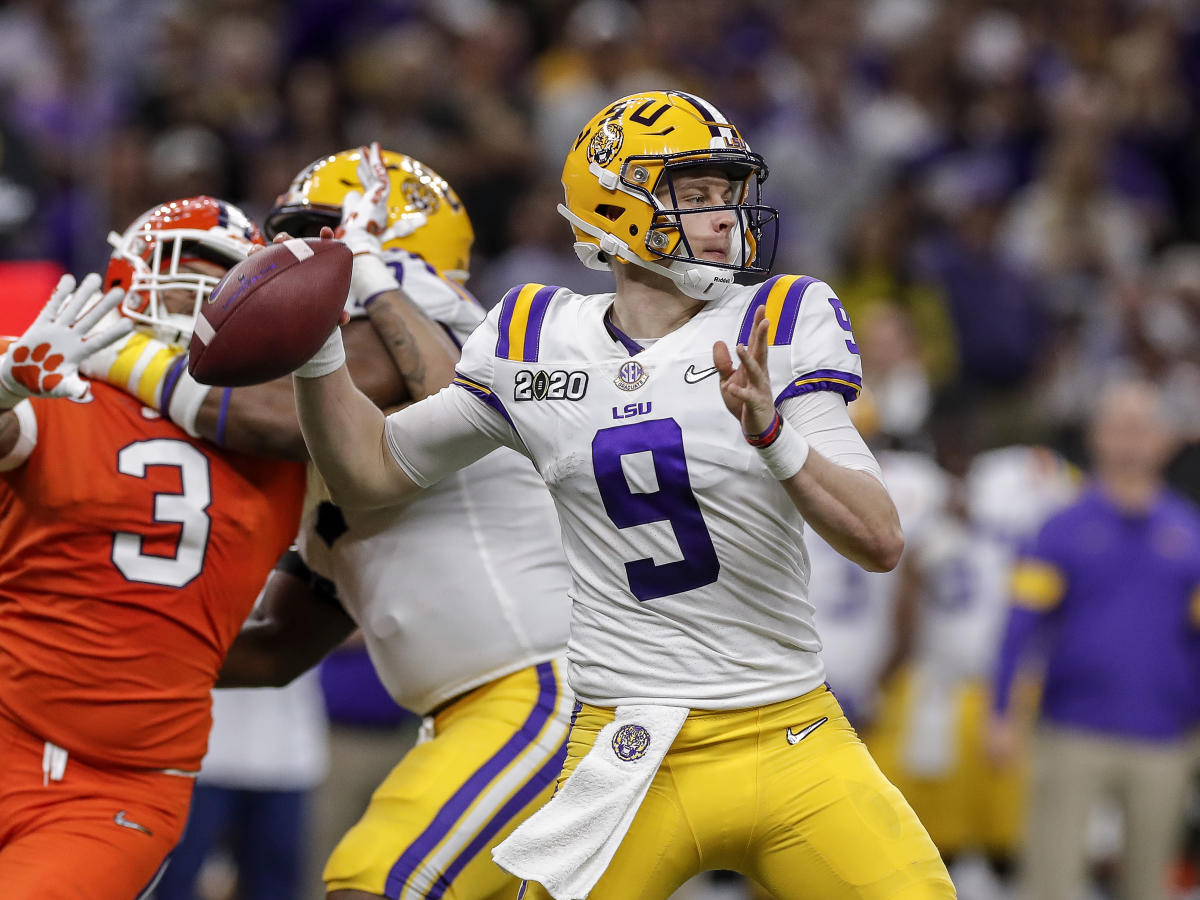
{"left": 612, "top": 724, "right": 651, "bottom": 762}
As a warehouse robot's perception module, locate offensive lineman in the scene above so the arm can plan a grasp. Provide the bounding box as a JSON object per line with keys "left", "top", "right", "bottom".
{"left": 83, "top": 147, "right": 575, "bottom": 900}
{"left": 288, "top": 93, "right": 955, "bottom": 898}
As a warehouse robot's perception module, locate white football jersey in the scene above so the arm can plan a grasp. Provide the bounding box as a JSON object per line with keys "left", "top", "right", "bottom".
{"left": 298, "top": 253, "right": 571, "bottom": 715}
{"left": 452, "top": 274, "right": 866, "bottom": 708}
{"left": 908, "top": 445, "right": 1079, "bottom": 680}
{"left": 811, "top": 451, "right": 948, "bottom": 711}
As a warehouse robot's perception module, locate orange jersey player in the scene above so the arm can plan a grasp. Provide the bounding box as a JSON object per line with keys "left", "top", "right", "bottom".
{"left": 0, "top": 200, "right": 306, "bottom": 900}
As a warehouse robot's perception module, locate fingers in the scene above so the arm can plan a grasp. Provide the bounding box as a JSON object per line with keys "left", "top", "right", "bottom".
{"left": 712, "top": 340, "right": 734, "bottom": 378}
{"left": 750, "top": 306, "right": 769, "bottom": 364}
{"left": 735, "top": 343, "right": 768, "bottom": 388}
{"left": 86, "top": 316, "right": 136, "bottom": 351}
{"left": 58, "top": 273, "right": 104, "bottom": 325}
{"left": 320, "top": 225, "right": 335, "bottom": 240}
{"left": 59, "top": 372, "right": 92, "bottom": 403}
{"left": 75, "top": 286, "right": 127, "bottom": 334}
{"left": 40, "top": 273, "right": 77, "bottom": 323}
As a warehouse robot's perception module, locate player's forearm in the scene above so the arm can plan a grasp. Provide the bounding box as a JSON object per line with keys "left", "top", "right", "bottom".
{"left": 782, "top": 452, "right": 904, "bottom": 572}
{"left": 365, "top": 289, "right": 460, "bottom": 401}
{"left": 294, "top": 364, "right": 419, "bottom": 507}
{"left": 192, "top": 377, "right": 309, "bottom": 461}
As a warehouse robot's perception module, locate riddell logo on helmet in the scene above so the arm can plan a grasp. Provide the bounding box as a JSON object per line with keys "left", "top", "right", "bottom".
{"left": 587, "top": 121, "right": 624, "bottom": 167}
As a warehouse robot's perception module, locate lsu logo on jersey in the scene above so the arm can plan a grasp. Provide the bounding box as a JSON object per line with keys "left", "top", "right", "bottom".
{"left": 513, "top": 369, "right": 588, "bottom": 402}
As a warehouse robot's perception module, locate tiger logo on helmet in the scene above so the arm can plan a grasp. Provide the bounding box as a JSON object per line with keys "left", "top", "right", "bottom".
{"left": 105, "top": 196, "right": 264, "bottom": 349}
{"left": 559, "top": 90, "right": 779, "bottom": 301}
{"left": 265, "top": 149, "right": 474, "bottom": 284}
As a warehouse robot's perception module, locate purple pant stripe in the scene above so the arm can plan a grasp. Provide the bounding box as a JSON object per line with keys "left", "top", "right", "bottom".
{"left": 383, "top": 662, "right": 559, "bottom": 898}
{"left": 425, "top": 737, "right": 569, "bottom": 900}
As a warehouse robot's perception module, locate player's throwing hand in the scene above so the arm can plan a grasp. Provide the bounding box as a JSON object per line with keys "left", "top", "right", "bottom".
{"left": 714, "top": 305, "right": 776, "bottom": 438}
{"left": 0, "top": 273, "right": 133, "bottom": 408}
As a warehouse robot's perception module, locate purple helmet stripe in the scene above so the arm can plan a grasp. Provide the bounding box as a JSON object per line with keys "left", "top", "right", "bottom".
{"left": 669, "top": 91, "right": 723, "bottom": 138}
{"left": 384, "top": 662, "right": 560, "bottom": 897}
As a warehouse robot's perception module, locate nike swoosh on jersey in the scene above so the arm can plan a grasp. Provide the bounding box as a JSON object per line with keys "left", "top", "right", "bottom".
{"left": 683, "top": 365, "right": 719, "bottom": 384}
{"left": 785, "top": 716, "right": 828, "bottom": 745}
{"left": 113, "top": 810, "right": 153, "bottom": 836}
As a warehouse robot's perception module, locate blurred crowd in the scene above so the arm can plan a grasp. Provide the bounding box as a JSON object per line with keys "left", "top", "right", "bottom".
{"left": 4, "top": 0, "right": 1200, "bottom": 898}
{"left": 2, "top": 0, "right": 1199, "bottom": 468}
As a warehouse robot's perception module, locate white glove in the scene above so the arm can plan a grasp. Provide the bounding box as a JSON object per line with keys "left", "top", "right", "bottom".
{"left": 336, "top": 141, "right": 391, "bottom": 256}
{"left": 337, "top": 142, "right": 404, "bottom": 304}
{"left": 0, "top": 273, "right": 134, "bottom": 410}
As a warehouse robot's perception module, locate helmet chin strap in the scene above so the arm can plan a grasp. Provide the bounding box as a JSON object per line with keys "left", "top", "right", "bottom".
{"left": 557, "top": 204, "right": 736, "bottom": 302}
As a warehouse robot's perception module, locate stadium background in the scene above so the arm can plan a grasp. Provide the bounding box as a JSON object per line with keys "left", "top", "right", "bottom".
{"left": 2, "top": 0, "right": 1199, "bottom": 898}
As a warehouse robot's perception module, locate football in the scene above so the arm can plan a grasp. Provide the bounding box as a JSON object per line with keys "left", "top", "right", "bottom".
{"left": 188, "top": 238, "right": 352, "bottom": 387}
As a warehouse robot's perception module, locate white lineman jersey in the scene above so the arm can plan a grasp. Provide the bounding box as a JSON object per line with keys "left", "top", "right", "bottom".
{"left": 298, "top": 253, "right": 572, "bottom": 715}
{"left": 811, "top": 451, "right": 949, "bottom": 711}
{"left": 452, "top": 275, "right": 866, "bottom": 709}
{"left": 908, "top": 445, "right": 1079, "bottom": 680}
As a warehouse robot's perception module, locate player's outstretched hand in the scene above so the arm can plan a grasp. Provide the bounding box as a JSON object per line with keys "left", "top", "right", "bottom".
{"left": 713, "top": 305, "right": 776, "bottom": 438}
{"left": 0, "top": 273, "right": 134, "bottom": 408}
{"left": 336, "top": 141, "right": 391, "bottom": 256}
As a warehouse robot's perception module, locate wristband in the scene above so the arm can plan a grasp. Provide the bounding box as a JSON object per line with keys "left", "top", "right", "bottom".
{"left": 294, "top": 327, "right": 346, "bottom": 378}
{"left": 744, "top": 412, "right": 783, "bottom": 447}
{"left": 160, "top": 354, "right": 211, "bottom": 438}
{"left": 349, "top": 253, "right": 400, "bottom": 306}
{"left": 754, "top": 417, "right": 810, "bottom": 480}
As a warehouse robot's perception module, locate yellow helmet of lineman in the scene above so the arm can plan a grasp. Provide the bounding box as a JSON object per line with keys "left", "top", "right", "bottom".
{"left": 265, "top": 148, "right": 474, "bottom": 283}
{"left": 559, "top": 90, "right": 778, "bottom": 301}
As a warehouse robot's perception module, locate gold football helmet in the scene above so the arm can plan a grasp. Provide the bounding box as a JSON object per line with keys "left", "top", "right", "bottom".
{"left": 559, "top": 90, "right": 778, "bottom": 300}
{"left": 265, "top": 149, "right": 474, "bottom": 282}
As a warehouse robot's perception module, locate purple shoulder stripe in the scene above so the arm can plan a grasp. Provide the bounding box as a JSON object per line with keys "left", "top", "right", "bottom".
{"left": 521, "top": 284, "right": 561, "bottom": 363}
{"left": 737, "top": 275, "right": 784, "bottom": 345}
{"left": 452, "top": 372, "right": 518, "bottom": 431}
{"left": 772, "top": 276, "right": 818, "bottom": 346}
{"left": 775, "top": 368, "right": 863, "bottom": 405}
{"left": 494, "top": 285, "right": 524, "bottom": 359}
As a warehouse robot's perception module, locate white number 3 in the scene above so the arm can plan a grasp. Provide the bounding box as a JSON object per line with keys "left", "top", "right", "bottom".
{"left": 112, "top": 439, "right": 212, "bottom": 587}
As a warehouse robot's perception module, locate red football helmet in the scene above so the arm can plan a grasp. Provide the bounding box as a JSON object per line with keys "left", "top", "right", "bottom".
{"left": 105, "top": 196, "right": 264, "bottom": 347}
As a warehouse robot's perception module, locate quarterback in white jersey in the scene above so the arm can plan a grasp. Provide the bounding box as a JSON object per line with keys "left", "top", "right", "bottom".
{"left": 292, "top": 95, "right": 954, "bottom": 899}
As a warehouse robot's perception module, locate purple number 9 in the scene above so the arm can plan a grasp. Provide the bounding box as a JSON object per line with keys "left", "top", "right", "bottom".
{"left": 827, "top": 296, "right": 860, "bottom": 355}
{"left": 592, "top": 419, "right": 720, "bottom": 602}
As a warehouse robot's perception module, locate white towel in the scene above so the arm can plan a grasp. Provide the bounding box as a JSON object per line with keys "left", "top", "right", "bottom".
{"left": 900, "top": 663, "right": 959, "bottom": 777}
{"left": 492, "top": 703, "right": 688, "bottom": 900}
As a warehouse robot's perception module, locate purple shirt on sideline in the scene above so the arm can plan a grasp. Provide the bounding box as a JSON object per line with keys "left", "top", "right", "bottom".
{"left": 993, "top": 484, "right": 1200, "bottom": 742}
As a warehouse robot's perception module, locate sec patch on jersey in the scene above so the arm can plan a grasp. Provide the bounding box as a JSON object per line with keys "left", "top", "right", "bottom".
{"left": 188, "top": 238, "right": 351, "bottom": 386}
